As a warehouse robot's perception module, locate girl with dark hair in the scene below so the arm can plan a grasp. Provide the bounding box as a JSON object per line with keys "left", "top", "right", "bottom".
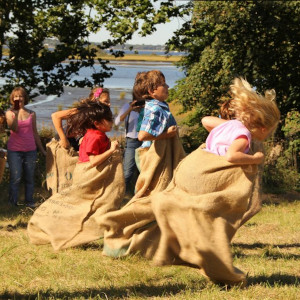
{"left": 67, "top": 100, "right": 119, "bottom": 167}
{"left": 52, "top": 87, "right": 110, "bottom": 151}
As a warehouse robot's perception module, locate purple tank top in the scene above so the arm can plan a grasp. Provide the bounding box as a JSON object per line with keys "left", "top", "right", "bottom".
{"left": 7, "top": 113, "right": 36, "bottom": 151}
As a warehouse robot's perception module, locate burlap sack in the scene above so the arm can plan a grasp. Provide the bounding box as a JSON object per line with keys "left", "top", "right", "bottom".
{"left": 134, "top": 135, "right": 186, "bottom": 198}
{"left": 0, "top": 156, "right": 6, "bottom": 183}
{"left": 239, "top": 141, "right": 264, "bottom": 227}
{"left": 151, "top": 147, "right": 258, "bottom": 286}
{"left": 104, "top": 142, "right": 259, "bottom": 286}
{"left": 46, "top": 139, "right": 79, "bottom": 194}
{"left": 28, "top": 151, "right": 125, "bottom": 251}
{"left": 103, "top": 136, "right": 185, "bottom": 258}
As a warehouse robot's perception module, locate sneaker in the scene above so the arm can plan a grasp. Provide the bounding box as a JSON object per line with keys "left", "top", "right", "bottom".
{"left": 25, "top": 203, "right": 37, "bottom": 208}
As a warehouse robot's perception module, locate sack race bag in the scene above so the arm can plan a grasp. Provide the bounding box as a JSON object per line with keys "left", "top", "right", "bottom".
{"left": 28, "top": 151, "right": 125, "bottom": 251}
{"left": 239, "top": 140, "right": 264, "bottom": 227}
{"left": 104, "top": 142, "right": 258, "bottom": 286}
{"left": 151, "top": 147, "right": 258, "bottom": 286}
{"left": 103, "top": 136, "right": 185, "bottom": 258}
{"left": 134, "top": 135, "right": 186, "bottom": 198}
{"left": 46, "top": 139, "right": 79, "bottom": 194}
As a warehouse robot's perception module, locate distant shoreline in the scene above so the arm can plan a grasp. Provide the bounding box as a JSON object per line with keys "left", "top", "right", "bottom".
{"left": 2, "top": 48, "right": 182, "bottom": 63}
{"left": 99, "top": 54, "right": 181, "bottom": 63}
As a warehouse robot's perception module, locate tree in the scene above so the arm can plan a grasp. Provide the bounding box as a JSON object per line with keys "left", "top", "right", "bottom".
{"left": 167, "top": 1, "right": 300, "bottom": 142}
{"left": 0, "top": 0, "right": 188, "bottom": 107}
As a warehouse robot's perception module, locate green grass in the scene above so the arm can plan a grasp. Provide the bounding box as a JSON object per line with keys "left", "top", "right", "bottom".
{"left": 0, "top": 176, "right": 299, "bottom": 300}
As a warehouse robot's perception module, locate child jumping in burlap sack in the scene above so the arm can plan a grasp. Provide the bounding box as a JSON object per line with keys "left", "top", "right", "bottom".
{"left": 101, "top": 72, "right": 185, "bottom": 258}
{"left": 52, "top": 87, "right": 111, "bottom": 151}
{"left": 28, "top": 100, "right": 124, "bottom": 250}
{"left": 202, "top": 77, "right": 280, "bottom": 164}
{"left": 47, "top": 88, "right": 111, "bottom": 193}
{"left": 134, "top": 70, "right": 184, "bottom": 197}
{"left": 218, "top": 96, "right": 265, "bottom": 227}
{"left": 67, "top": 100, "right": 119, "bottom": 165}
{"left": 149, "top": 77, "right": 281, "bottom": 287}
{"left": 135, "top": 70, "right": 178, "bottom": 148}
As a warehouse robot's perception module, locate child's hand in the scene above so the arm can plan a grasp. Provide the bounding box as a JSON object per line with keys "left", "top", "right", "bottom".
{"left": 253, "top": 152, "right": 265, "bottom": 164}
{"left": 110, "top": 140, "right": 119, "bottom": 152}
{"left": 59, "top": 137, "right": 70, "bottom": 149}
{"left": 167, "top": 125, "right": 178, "bottom": 137}
{"left": 130, "top": 101, "right": 137, "bottom": 110}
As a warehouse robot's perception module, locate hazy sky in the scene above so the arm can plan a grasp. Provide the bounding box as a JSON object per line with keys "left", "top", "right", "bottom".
{"left": 89, "top": 1, "right": 189, "bottom": 45}
{"left": 89, "top": 16, "right": 185, "bottom": 45}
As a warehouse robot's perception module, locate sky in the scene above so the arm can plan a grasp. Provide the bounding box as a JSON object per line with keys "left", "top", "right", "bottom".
{"left": 89, "top": 16, "right": 186, "bottom": 45}
{"left": 88, "top": 1, "right": 189, "bottom": 46}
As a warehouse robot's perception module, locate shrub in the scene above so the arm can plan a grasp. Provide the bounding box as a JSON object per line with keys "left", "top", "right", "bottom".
{"left": 263, "top": 110, "right": 300, "bottom": 192}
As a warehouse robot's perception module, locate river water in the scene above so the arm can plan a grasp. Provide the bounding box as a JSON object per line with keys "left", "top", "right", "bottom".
{"left": 27, "top": 61, "right": 185, "bottom": 137}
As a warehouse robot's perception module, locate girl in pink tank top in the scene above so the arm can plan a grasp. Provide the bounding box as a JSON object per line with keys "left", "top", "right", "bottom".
{"left": 5, "top": 87, "right": 46, "bottom": 207}
{"left": 7, "top": 113, "right": 36, "bottom": 152}
{"left": 201, "top": 78, "right": 280, "bottom": 165}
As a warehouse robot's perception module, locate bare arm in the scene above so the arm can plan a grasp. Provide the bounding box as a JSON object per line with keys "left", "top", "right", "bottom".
{"left": 89, "top": 141, "right": 119, "bottom": 167}
{"left": 5, "top": 110, "right": 19, "bottom": 132}
{"left": 51, "top": 108, "right": 77, "bottom": 149}
{"left": 138, "top": 125, "right": 178, "bottom": 141}
{"left": 119, "top": 101, "right": 138, "bottom": 122}
{"left": 32, "top": 112, "right": 47, "bottom": 156}
{"left": 201, "top": 116, "right": 227, "bottom": 132}
{"left": 225, "top": 138, "right": 264, "bottom": 165}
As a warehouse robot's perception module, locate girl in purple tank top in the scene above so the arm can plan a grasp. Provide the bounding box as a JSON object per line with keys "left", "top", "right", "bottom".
{"left": 202, "top": 77, "right": 280, "bottom": 165}
{"left": 5, "top": 87, "right": 46, "bottom": 207}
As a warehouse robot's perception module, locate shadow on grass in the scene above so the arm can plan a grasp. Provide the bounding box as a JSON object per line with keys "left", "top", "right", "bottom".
{"left": 233, "top": 242, "right": 300, "bottom": 249}
{"left": 232, "top": 242, "right": 300, "bottom": 260}
{"left": 76, "top": 240, "right": 104, "bottom": 251}
{"left": 0, "top": 282, "right": 192, "bottom": 299}
{"left": 262, "top": 191, "right": 300, "bottom": 204}
{"left": 0, "top": 201, "right": 34, "bottom": 230}
{"left": 248, "top": 273, "right": 300, "bottom": 286}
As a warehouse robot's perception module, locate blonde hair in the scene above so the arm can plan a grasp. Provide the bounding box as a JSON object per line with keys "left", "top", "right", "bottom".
{"left": 9, "top": 87, "right": 30, "bottom": 105}
{"left": 88, "top": 87, "right": 110, "bottom": 101}
{"left": 219, "top": 99, "right": 235, "bottom": 120}
{"left": 78, "top": 87, "right": 110, "bottom": 106}
{"left": 230, "top": 78, "right": 280, "bottom": 134}
{"left": 133, "top": 70, "right": 166, "bottom": 100}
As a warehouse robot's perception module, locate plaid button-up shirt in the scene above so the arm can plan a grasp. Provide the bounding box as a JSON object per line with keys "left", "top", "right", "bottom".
{"left": 139, "top": 99, "right": 177, "bottom": 148}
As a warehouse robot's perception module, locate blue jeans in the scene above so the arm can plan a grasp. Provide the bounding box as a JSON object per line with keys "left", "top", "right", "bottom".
{"left": 7, "top": 150, "right": 37, "bottom": 205}
{"left": 123, "top": 138, "right": 142, "bottom": 193}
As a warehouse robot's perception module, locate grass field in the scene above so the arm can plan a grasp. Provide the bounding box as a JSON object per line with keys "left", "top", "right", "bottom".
{"left": 99, "top": 53, "right": 181, "bottom": 63}
{"left": 0, "top": 181, "right": 299, "bottom": 300}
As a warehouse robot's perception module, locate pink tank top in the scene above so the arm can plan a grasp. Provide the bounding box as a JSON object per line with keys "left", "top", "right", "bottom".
{"left": 7, "top": 113, "right": 36, "bottom": 151}
{"left": 205, "top": 119, "right": 251, "bottom": 156}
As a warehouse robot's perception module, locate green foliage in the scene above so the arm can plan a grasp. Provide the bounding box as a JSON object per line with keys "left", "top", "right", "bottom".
{"left": 0, "top": 0, "right": 188, "bottom": 109}
{"left": 167, "top": 1, "right": 300, "bottom": 139}
{"left": 263, "top": 111, "right": 300, "bottom": 192}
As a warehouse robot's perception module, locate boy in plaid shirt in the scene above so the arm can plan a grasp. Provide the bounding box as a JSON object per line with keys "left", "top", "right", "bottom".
{"left": 135, "top": 70, "right": 178, "bottom": 147}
